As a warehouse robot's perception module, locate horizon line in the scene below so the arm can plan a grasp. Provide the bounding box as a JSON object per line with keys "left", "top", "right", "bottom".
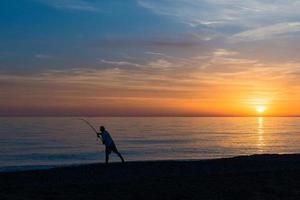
{"left": 1, "top": 115, "right": 300, "bottom": 118}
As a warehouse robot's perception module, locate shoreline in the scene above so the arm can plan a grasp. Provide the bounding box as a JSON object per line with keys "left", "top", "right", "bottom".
{"left": 0, "top": 154, "right": 300, "bottom": 174}
{"left": 0, "top": 153, "right": 295, "bottom": 173}
{"left": 0, "top": 156, "right": 239, "bottom": 173}
{"left": 2, "top": 154, "right": 300, "bottom": 199}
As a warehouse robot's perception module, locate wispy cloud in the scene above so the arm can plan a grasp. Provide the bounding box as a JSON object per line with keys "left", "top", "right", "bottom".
{"left": 137, "top": 0, "right": 300, "bottom": 24}
{"left": 213, "top": 49, "right": 238, "bottom": 57}
{"left": 137, "top": 0, "right": 300, "bottom": 42}
{"left": 88, "top": 37, "right": 203, "bottom": 49}
{"left": 2, "top": 48, "right": 300, "bottom": 116}
{"left": 100, "top": 59, "right": 143, "bottom": 68}
{"left": 34, "top": 54, "right": 52, "bottom": 59}
{"left": 230, "top": 22, "right": 300, "bottom": 42}
{"left": 38, "top": 0, "right": 100, "bottom": 12}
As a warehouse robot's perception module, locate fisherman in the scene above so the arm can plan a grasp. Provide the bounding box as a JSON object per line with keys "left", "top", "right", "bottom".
{"left": 97, "top": 126, "right": 125, "bottom": 164}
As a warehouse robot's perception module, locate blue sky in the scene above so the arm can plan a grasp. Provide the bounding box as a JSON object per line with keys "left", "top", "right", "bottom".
{"left": 1, "top": 0, "right": 300, "bottom": 116}
{"left": 0, "top": 0, "right": 188, "bottom": 73}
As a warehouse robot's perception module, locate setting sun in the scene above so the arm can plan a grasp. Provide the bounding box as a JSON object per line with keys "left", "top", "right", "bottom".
{"left": 256, "top": 106, "right": 267, "bottom": 114}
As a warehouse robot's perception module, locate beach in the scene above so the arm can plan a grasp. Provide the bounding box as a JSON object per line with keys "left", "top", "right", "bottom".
{"left": 2, "top": 154, "right": 300, "bottom": 200}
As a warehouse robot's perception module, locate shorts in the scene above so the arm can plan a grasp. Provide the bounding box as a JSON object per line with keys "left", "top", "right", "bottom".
{"left": 105, "top": 142, "right": 118, "bottom": 154}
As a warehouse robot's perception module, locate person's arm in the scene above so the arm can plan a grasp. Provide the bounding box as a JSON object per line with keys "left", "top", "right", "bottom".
{"left": 97, "top": 132, "right": 104, "bottom": 143}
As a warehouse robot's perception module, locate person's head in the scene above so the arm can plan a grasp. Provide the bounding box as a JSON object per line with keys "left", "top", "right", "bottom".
{"left": 100, "top": 126, "right": 105, "bottom": 132}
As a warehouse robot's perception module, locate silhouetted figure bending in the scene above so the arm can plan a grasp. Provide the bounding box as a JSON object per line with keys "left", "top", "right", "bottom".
{"left": 97, "top": 126, "right": 125, "bottom": 164}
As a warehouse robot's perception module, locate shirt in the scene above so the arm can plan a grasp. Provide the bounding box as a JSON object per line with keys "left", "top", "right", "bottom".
{"left": 100, "top": 130, "right": 114, "bottom": 147}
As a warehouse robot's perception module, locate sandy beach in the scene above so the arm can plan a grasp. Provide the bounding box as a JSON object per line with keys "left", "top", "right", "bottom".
{"left": 2, "top": 154, "right": 300, "bottom": 199}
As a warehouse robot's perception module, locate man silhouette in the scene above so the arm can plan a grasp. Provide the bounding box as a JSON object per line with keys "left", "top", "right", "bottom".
{"left": 97, "top": 126, "right": 125, "bottom": 164}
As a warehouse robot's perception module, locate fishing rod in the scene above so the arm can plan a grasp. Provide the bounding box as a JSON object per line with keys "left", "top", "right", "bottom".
{"left": 78, "top": 118, "right": 101, "bottom": 141}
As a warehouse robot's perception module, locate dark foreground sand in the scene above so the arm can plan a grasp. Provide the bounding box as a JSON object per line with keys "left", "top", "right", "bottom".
{"left": 2, "top": 154, "right": 300, "bottom": 200}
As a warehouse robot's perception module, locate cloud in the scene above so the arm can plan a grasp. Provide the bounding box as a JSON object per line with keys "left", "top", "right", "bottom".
{"left": 230, "top": 22, "right": 300, "bottom": 42}
{"left": 137, "top": 0, "right": 300, "bottom": 42}
{"left": 100, "top": 59, "right": 143, "bottom": 68}
{"left": 137, "top": 0, "right": 226, "bottom": 27}
{"left": 138, "top": 0, "right": 300, "bottom": 23}
{"left": 201, "top": 51, "right": 259, "bottom": 73}
{"left": 213, "top": 49, "right": 238, "bottom": 57}
{"left": 88, "top": 37, "right": 203, "bottom": 49}
{"left": 101, "top": 58, "right": 174, "bottom": 71}
{"left": 147, "top": 59, "right": 173, "bottom": 69}
{"left": 3, "top": 48, "right": 300, "bottom": 116}
{"left": 35, "top": 54, "right": 52, "bottom": 59}
{"left": 38, "top": 0, "right": 100, "bottom": 12}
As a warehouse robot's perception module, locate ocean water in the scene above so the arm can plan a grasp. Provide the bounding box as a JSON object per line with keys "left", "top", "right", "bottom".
{"left": 1, "top": 117, "right": 300, "bottom": 171}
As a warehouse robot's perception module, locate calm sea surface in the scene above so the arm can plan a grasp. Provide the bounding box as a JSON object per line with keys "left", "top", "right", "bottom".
{"left": 1, "top": 117, "right": 300, "bottom": 171}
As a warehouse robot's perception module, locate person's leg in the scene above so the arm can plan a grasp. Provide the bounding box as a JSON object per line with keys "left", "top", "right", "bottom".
{"left": 105, "top": 148, "right": 110, "bottom": 164}
{"left": 115, "top": 151, "right": 125, "bottom": 163}
{"left": 112, "top": 145, "right": 125, "bottom": 163}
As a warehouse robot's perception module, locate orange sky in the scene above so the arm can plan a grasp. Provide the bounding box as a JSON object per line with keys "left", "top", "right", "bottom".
{"left": 1, "top": 58, "right": 300, "bottom": 116}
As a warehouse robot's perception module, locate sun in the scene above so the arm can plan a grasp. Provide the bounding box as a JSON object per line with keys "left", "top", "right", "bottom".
{"left": 256, "top": 106, "right": 266, "bottom": 114}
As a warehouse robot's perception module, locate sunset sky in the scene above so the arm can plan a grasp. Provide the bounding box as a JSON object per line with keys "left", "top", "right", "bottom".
{"left": 1, "top": 0, "right": 300, "bottom": 116}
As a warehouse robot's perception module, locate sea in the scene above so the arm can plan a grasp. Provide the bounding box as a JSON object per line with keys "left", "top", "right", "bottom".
{"left": 1, "top": 117, "right": 300, "bottom": 171}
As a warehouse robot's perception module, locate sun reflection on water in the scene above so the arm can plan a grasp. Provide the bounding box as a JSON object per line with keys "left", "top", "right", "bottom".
{"left": 257, "top": 117, "right": 265, "bottom": 151}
